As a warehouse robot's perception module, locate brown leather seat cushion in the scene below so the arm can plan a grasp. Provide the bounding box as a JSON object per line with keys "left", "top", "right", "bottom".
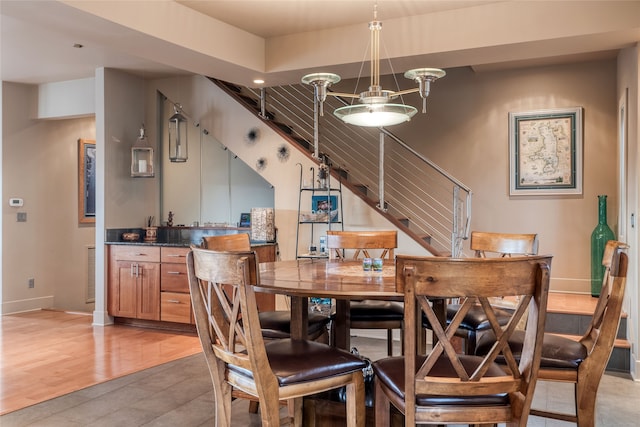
{"left": 373, "top": 355, "right": 509, "bottom": 406}
{"left": 422, "top": 304, "right": 512, "bottom": 331}
{"left": 475, "top": 330, "right": 588, "bottom": 369}
{"left": 259, "top": 310, "right": 330, "bottom": 339}
{"left": 350, "top": 300, "right": 403, "bottom": 321}
{"left": 229, "top": 339, "right": 367, "bottom": 386}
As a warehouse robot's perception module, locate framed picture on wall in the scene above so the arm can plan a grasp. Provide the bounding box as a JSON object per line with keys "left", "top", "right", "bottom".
{"left": 311, "top": 195, "right": 338, "bottom": 222}
{"left": 78, "top": 139, "right": 96, "bottom": 224}
{"left": 509, "top": 107, "right": 583, "bottom": 196}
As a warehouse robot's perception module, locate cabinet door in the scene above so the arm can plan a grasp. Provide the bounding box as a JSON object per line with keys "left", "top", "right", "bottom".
{"left": 137, "top": 262, "right": 160, "bottom": 320}
{"left": 110, "top": 261, "right": 138, "bottom": 318}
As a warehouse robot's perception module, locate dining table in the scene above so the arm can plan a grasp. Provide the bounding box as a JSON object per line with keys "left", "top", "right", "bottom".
{"left": 257, "top": 258, "right": 445, "bottom": 351}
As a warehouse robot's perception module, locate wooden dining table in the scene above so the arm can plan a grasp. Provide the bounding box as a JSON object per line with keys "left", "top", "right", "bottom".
{"left": 257, "top": 258, "right": 444, "bottom": 350}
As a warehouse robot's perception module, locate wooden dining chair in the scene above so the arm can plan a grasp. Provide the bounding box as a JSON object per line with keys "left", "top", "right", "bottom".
{"left": 326, "top": 230, "right": 401, "bottom": 356}
{"left": 374, "top": 254, "right": 552, "bottom": 426}
{"left": 423, "top": 231, "right": 539, "bottom": 354}
{"left": 202, "top": 233, "right": 331, "bottom": 343}
{"left": 187, "top": 247, "right": 366, "bottom": 427}
{"left": 476, "top": 240, "right": 629, "bottom": 427}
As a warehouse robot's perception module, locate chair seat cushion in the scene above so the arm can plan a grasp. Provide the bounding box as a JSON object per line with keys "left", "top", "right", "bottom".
{"left": 229, "top": 339, "right": 367, "bottom": 386}
{"left": 373, "top": 355, "right": 509, "bottom": 406}
{"left": 422, "top": 304, "right": 512, "bottom": 331}
{"left": 475, "top": 330, "right": 588, "bottom": 369}
{"left": 259, "top": 310, "right": 330, "bottom": 339}
{"left": 350, "top": 300, "right": 404, "bottom": 321}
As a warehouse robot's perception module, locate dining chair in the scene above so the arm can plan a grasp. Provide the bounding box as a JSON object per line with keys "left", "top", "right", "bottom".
{"left": 326, "top": 230, "right": 401, "bottom": 356}
{"left": 373, "top": 254, "right": 552, "bottom": 426}
{"left": 202, "top": 233, "right": 331, "bottom": 343}
{"left": 476, "top": 240, "right": 628, "bottom": 427}
{"left": 423, "top": 231, "right": 539, "bottom": 354}
{"left": 187, "top": 247, "right": 366, "bottom": 427}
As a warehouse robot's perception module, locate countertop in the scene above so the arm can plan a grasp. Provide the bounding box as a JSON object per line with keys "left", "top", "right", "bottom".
{"left": 105, "top": 227, "right": 275, "bottom": 247}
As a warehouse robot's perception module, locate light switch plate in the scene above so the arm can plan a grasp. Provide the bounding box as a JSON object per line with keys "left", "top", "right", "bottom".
{"left": 9, "top": 198, "right": 23, "bottom": 207}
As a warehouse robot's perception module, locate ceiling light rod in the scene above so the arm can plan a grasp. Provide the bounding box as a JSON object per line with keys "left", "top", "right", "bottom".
{"left": 302, "top": 5, "right": 445, "bottom": 127}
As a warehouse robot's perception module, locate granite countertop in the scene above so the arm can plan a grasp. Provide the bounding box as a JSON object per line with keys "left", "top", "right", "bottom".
{"left": 105, "top": 227, "right": 274, "bottom": 247}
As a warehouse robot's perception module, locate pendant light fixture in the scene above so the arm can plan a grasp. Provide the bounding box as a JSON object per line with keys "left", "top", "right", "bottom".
{"left": 168, "top": 103, "right": 188, "bottom": 162}
{"left": 131, "top": 124, "right": 154, "bottom": 177}
{"left": 302, "top": 5, "right": 445, "bottom": 127}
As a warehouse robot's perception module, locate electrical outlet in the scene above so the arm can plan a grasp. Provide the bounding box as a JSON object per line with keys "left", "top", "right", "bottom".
{"left": 17, "top": 212, "right": 27, "bottom": 222}
{"left": 28, "top": 278, "right": 35, "bottom": 288}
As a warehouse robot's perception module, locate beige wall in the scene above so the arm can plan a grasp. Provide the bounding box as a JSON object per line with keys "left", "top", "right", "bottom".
{"left": 2, "top": 82, "right": 96, "bottom": 313}
{"left": 388, "top": 60, "right": 619, "bottom": 293}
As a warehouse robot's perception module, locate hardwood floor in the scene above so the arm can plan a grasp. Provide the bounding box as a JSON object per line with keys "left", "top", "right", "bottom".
{"left": 0, "top": 310, "right": 201, "bottom": 415}
{"left": 0, "top": 292, "right": 620, "bottom": 417}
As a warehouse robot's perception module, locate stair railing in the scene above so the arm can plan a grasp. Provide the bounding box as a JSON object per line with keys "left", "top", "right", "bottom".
{"left": 241, "top": 80, "right": 471, "bottom": 256}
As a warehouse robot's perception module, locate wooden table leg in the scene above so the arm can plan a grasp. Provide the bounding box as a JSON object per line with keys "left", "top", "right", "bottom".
{"left": 290, "top": 296, "right": 309, "bottom": 340}
{"left": 334, "top": 299, "right": 351, "bottom": 350}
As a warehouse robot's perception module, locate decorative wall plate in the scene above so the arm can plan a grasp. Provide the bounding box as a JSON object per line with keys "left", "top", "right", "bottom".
{"left": 245, "top": 128, "right": 260, "bottom": 144}
{"left": 277, "top": 144, "right": 290, "bottom": 162}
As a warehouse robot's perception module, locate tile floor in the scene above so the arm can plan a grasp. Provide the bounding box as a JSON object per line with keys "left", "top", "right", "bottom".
{"left": 1, "top": 336, "right": 638, "bottom": 426}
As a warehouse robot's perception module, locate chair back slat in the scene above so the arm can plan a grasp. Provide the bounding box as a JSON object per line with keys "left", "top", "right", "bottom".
{"left": 396, "top": 254, "right": 552, "bottom": 426}
{"left": 471, "top": 231, "right": 538, "bottom": 257}
{"left": 202, "top": 233, "right": 251, "bottom": 251}
{"left": 326, "top": 230, "right": 397, "bottom": 260}
{"left": 581, "top": 241, "right": 628, "bottom": 358}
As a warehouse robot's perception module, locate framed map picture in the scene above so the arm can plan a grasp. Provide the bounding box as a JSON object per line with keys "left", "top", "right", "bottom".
{"left": 509, "top": 107, "right": 583, "bottom": 196}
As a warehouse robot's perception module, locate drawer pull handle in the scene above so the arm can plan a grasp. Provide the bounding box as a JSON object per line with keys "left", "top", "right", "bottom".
{"left": 167, "top": 254, "right": 185, "bottom": 258}
{"left": 166, "top": 299, "right": 181, "bottom": 304}
{"left": 166, "top": 271, "right": 183, "bottom": 275}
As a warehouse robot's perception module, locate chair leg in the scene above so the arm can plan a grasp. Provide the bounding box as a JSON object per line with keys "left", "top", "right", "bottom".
{"left": 345, "top": 372, "right": 366, "bottom": 427}
{"left": 248, "top": 400, "right": 259, "bottom": 413}
{"left": 576, "top": 381, "right": 597, "bottom": 427}
{"left": 374, "top": 379, "right": 391, "bottom": 427}
{"left": 387, "top": 329, "right": 393, "bottom": 356}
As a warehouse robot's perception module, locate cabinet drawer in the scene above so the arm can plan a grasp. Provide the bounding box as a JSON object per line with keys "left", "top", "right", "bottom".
{"left": 161, "top": 247, "right": 190, "bottom": 264}
{"left": 161, "top": 263, "right": 189, "bottom": 292}
{"left": 112, "top": 245, "right": 160, "bottom": 262}
{"left": 161, "top": 292, "right": 192, "bottom": 323}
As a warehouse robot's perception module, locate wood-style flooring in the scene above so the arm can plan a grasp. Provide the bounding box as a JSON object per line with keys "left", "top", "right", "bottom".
{"left": 0, "top": 292, "right": 614, "bottom": 416}
{"left": 0, "top": 310, "right": 202, "bottom": 415}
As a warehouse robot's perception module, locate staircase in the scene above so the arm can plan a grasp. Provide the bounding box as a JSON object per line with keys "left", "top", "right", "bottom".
{"left": 546, "top": 293, "right": 630, "bottom": 373}
{"left": 209, "top": 77, "right": 472, "bottom": 257}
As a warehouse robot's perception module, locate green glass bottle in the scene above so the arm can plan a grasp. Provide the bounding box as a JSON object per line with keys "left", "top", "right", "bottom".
{"left": 590, "top": 195, "right": 615, "bottom": 296}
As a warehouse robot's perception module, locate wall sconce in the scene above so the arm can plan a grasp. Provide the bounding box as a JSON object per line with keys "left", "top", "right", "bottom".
{"left": 131, "top": 124, "right": 154, "bottom": 177}
{"left": 168, "top": 103, "right": 188, "bottom": 162}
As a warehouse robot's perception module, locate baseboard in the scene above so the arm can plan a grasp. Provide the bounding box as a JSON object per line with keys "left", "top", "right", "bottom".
{"left": 2, "top": 296, "right": 54, "bottom": 314}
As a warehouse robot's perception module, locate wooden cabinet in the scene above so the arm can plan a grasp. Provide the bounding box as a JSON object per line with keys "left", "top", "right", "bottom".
{"left": 108, "top": 245, "right": 160, "bottom": 320}
{"left": 108, "top": 243, "right": 277, "bottom": 327}
{"left": 160, "top": 247, "right": 191, "bottom": 324}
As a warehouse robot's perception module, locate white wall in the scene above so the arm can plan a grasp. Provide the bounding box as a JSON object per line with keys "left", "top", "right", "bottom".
{"left": 618, "top": 45, "right": 640, "bottom": 379}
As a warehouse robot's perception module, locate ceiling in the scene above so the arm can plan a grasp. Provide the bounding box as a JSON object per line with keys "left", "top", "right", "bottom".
{"left": 1, "top": 1, "right": 639, "bottom": 87}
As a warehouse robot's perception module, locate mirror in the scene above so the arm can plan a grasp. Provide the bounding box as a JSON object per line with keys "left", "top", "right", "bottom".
{"left": 160, "top": 98, "right": 274, "bottom": 227}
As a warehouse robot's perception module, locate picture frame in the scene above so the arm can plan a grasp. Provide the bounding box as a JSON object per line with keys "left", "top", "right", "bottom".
{"left": 509, "top": 107, "right": 583, "bottom": 196}
{"left": 239, "top": 212, "right": 251, "bottom": 228}
{"left": 78, "top": 139, "right": 96, "bottom": 224}
{"left": 311, "top": 195, "right": 338, "bottom": 222}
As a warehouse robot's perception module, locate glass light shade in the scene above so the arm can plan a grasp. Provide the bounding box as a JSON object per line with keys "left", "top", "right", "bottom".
{"left": 334, "top": 103, "right": 418, "bottom": 127}
{"left": 168, "top": 110, "right": 188, "bottom": 162}
{"left": 131, "top": 127, "right": 154, "bottom": 177}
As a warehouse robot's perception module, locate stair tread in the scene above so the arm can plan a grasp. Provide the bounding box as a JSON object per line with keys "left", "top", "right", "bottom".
{"left": 548, "top": 332, "right": 631, "bottom": 349}
{"left": 547, "top": 292, "right": 628, "bottom": 317}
